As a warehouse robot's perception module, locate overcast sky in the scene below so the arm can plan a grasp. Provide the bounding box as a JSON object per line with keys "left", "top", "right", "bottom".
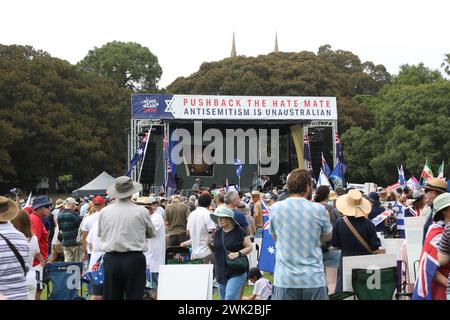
{"left": 1, "top": 0, "right": 449, "bottom": 88}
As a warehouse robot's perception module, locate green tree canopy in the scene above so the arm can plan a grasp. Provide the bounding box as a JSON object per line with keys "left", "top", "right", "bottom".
{"left": 167, "top": 45, "right": 391, "bottom": 132}
{"left": 77, "top": 41, "right": 162, "bottom": 92}
{"left": 0, "top": 44, "right": 129, "bottom": 192}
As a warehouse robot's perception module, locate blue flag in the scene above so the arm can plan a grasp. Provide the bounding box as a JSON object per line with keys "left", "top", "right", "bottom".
{"left": 125, "top": 133, "right": 149, "bottom": 177}
{"left": 257, "top": 200, "right": 276, "bottom": 273}
{"left": 321, "top": 153, "right": 331, "bottom": 177}
{"left": 303, "top": 133, "right": 313, "bottom": 172}
{"left": 335, "top": 132, "right": 347, "bottom": 176}
{"left": 234, "top": 159, "right": 243, "bottom": 177}
{"left": 329, "top": 160, "right": 344, "bottom": 188}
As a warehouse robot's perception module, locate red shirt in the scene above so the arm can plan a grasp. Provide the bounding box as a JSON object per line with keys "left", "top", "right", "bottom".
{"left": 30, "top": 212, "right": 48, "bottom": 266}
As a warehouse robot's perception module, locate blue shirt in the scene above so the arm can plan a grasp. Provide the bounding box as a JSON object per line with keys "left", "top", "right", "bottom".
{"left": 269, "top": 197, "right": 332, "bottom": 289}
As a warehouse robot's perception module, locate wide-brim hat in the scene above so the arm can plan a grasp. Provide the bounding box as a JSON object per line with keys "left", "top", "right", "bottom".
{"left": 107, "top": 176, "right": 142, "bottom": 199}
{"left": 434, "top": 193, "right": 450, "bottom": 213}
{"left": 55, "top": 199, "right": 64, "bottom": 209}
{"left": 210, "top": 207, "right": 235, "bottom": 224}
{"left": 425, "top": 178, "right": 448, "bottom": 194}
{"left": 32, "top": 196, "right": 53, "bottom": 210}
{"left": 336, "top": 189, "right": 372, "bottom": 218}
{"left": 133, "top": 196, "right": 157, "bottom": 205}
{"left": 0, "top": 196, "right": 20, "bottom": 222}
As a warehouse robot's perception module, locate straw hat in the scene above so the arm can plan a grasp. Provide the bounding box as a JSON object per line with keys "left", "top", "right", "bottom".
{"left": 424, "top": 178, "right": 448, "bottom": 194}
{"left": 336, "top": 189, "right": 372, "bottom": 218}
{"left": 329, "top": 190, "right": 338, "bottom": 201}
{"left": 379, "top": 189, "right": 388, "bottom": 201}
{"left": 107, "top": 176, "right": 142, "bottom": 199}
{"left": 55, "top": 199, "right": 64, "bottom": 209}
{"left": 0, "top": 196, "right": 20, "bottom": 222}
{"left": 133, "top": 196, "right": 157, "bottom": 205}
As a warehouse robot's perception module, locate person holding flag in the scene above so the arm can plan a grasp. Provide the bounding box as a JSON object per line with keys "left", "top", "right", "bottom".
{"left": 269, "top": 169, "right": 332, "bottom": 300}
{"left": 412, "top": 193, "right": 450, "bottom": 300}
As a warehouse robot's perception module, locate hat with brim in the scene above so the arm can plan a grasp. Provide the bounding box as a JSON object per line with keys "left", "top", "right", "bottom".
{"left": 133, "top": 196, "right": 157, "bottom": 205}
{"left": 0, "top": 196, "right": 20, "bottom": 222}
{"left": 55, "top": 199, "right": 64, "bottom": 209}
{"left": 210, "top": 207, "right": 235, "bottom": 224}
{"left": 107, "top": 176, "right": 142, "bottom": 199}
{"left": 425, "top": 178, "right": 448, "bottom": 194}
{"left": 336, "top": 189, "right": 372, "bottom": 218}
{"left": 379, "top": 189, "right": 388, "bottom": 201}
{"left": 411, "top": 190, "right": 425, "bottom": 202}
{"left": 433, "top": 193, "right": 450, "bottom": 213}
{"left": 329, "top": 190, "right": 338, "bottom": 201}
{"left": 32, "top": 196, "right": 53, "bottom": 210}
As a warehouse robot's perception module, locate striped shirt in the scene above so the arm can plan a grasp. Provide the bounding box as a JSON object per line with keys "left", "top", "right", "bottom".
{"left": 269, "top": 197, "right": 332, "bottom": 289}
{"left": 0, "top": 222, "right": 29, "bottom": 300}
{"left": 437, "top": 223, "right": 450, "bottom": 296}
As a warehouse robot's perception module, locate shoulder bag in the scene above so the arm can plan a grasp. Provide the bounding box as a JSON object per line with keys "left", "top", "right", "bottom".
{"left": 342, "top": 216, "right": 384, "bottom": 254}
{"left": 221, "top": 229, "right": 249, "bottom": 272}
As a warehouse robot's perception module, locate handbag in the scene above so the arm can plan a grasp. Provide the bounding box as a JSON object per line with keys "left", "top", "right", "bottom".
{"left": 221, "top": 230, "right": 249, "bottom": 272}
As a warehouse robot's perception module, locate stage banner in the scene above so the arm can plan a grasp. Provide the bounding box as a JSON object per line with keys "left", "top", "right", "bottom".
{"left": 132, "top": 94, "right": 337, "bottom": 121}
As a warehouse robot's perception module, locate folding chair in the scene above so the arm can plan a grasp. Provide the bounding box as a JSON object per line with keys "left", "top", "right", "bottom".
{"left": 43, "top": 262, "right": 85, "bottom": 300}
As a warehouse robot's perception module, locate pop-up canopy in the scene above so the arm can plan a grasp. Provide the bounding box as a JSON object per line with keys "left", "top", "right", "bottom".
{"left": 72, "top": 171, "right": 115, "bottom": 197}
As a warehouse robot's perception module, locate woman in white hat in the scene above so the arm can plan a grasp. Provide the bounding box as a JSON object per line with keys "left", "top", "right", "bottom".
{"left": 0, "top": 196, "right": 30, "bottom": 300}
{"left": 210, "top": 207, "right": 253, "bottom": 300}
{"left": 413, "top": 193, "right": 450, "bottom": 300}
{"left": 331, "top": 190, "right": 382, "bottom": 293}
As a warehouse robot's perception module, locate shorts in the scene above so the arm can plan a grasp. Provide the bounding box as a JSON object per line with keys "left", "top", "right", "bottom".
{"left": 34, "top": 265, "right": 44, "bottom": 291}
{"left": 323, "top": 249, "right": 341, "bottom": 268}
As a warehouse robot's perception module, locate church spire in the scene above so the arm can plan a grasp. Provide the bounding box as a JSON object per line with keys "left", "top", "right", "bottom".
{"left": 231, "top": 32, "right": 237, "bottom": 57}
{"left": 274, "top": 32, "right": 279, "bottom": 53}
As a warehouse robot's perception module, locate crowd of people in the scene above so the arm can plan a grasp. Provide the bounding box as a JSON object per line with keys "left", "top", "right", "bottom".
{"left": 0, "top": 171, "right": 449, "bottom": 300}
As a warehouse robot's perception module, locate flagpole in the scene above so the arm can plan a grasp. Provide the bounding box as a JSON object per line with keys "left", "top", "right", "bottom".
{"left": 137, "top": 124, "right": 153, "bottom": 185}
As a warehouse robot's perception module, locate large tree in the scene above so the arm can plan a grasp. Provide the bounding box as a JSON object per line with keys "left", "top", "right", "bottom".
{"left": 0, "top": 44, "right": 129, "bottom": 193}
{"left": 77, "top": 41, "right": 162, "bottom": 92}
{"left": 167, "top": 46, "right": 391, "bottom": 132}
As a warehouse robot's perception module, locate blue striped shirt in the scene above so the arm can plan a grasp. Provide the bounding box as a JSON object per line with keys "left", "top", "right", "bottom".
{"left": 269, "top": 197, "right": 332, "bottom": 289}
{"left": 0, "top": 222, "right": 29, "bottom": 300}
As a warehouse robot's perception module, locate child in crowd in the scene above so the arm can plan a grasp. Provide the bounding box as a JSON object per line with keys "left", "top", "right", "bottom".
{"left": 242, "top": 267, "right": 273, "bottom": 300}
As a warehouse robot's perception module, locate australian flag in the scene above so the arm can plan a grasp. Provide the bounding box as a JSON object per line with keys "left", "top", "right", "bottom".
{"left": 303, "top": 133, "right": 313, "bottom": 172}
{"left": 412, "top": 223, "right": 444, "bottom": 300}
{"left": 257, "top": 200, "right": 276, "bottom": 273}
{"left": 163, "top": 130, "right": 177, "bottom": 194}
{"left": 125, "top": 132, "right": 149, "bottom": 177}
{"left": 335, "top": 132, "right": 347, "bottom": 175}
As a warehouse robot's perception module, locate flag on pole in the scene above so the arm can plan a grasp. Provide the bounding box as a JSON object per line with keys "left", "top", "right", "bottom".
{"left": 329, "top": 160, "right": 344, "bottom": 188}
{"left": 303, "top": 133, "right": 313, "bottom": 172}
{"left": 317, "top": 169, "right": 332, "bottom": 189}
{"left": 420, "top": 160, "right": 433, "bottom": 186}
{"left": 398, "top": 165, "right": 406, "bottom": 186}
{"left": 24, "top": 192, "right": 33, "bottom": 208}
{"left": 335, "top": 132, "right": 347, "bottom": 175}
{"left": 225, "top": 179, "right": 230, "bottom": 192}
{"left": 321, "top": 153, "right": 331, "bottom": 177}
{"left": 257, "top": 199, "right": 276, "bottom": 273}
{"left": 163, "top": 130, "right": 177, "bottom": 194}
{"left": 406, "top": 176, "right": 421, "bottom": 191}
{"left": 437, "top": 161, "right": 445, "bottom": 179}
{"left": 234, "top": 159, "right": 243, "bottom": 177}
{"left": 125, "top": 132, "right": 149, "bottom": 177}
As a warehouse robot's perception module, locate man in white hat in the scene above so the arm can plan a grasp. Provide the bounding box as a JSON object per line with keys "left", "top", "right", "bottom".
{"left": 58, "top": 197, "right": 83, "bottom": 262}
{"left": 98, "top": 176, "right": 156, "bottom": 300}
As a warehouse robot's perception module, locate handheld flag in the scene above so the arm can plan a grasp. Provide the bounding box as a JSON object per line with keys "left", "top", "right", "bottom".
{"left": 234, "top": 159, "right": 243, "bottom": 177}
{"left": 371, "top": 211, "right": 391, "bottom": 226}
{"left": 303, "top": 133, "right": 313, "bottom": 172}
{"left": 398, "top": 165, "right": 406, "bottom": 186}
{"left": 437, "top": 161, "right": 445, "bottom": 179}
{"left": 225, "top": 179, "right": 230, "bottom": 192}
{"left": 321, "top": 153, "right": 331, "bottom": 177}
{"left": 257, "top": 199, "right": 276, "bottom": 273}
{"left": 125, "top": 132, "right": 149, "bottom": 177}
{"left": 329, "top": 160, "right": 344, "bottom": 188}
{"left": 406, "top": 176, "right": 421, "bottom": 191}
{"left": 24, "top": 192, "right": 33, "bottom": 208}
{"left": 317, "top": 169, "right": 332, "bottom": 189}
{"left": 420, "top": 160, "right": 433, "bottom": 186}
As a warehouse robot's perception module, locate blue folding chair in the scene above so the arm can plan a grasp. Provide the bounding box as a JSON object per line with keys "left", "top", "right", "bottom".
{"left": 43, "top": 262, "right": 85, "bottom": 300}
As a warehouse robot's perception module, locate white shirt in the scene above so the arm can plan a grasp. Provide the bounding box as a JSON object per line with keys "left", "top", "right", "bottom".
{"left": 51, "top": 208, "right": 62, "bottom": 245}
{"left": 155, "top": 206, "right": 164, "bottom": 219}
{"left": 186, "top": 207, "right": 216, "bottom": 259}
{"left": 253, "top": 277, "right": 272, "bottom": 300}
{"left": 81, "top": 212, "right": 100, "bottom": 254}
{"left": 80, "top": 203, "right": 90, "bottom": 218}
{"left": 26, "top": 236, "right": 40, "bottom": 286}
{"left": 86, "top": 221, "right": 104, "bottom": 272}
{"left": 144, "top": 212, "right": 166, "bottom": 273}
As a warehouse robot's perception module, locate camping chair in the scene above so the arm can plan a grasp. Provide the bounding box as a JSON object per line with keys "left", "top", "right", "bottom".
{"left": 330, "top": 267, "right": 411, "bottom": 300}
{"left": 165, "top": 246, "right": 203, "bottom": 264}
{"left": 43, "top": 262, "right": 85, "bottom": 300}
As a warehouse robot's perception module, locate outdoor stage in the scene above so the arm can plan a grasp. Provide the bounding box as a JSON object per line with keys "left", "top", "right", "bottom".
{"left": 128, "top": 94, "right": 338, "bottom": 194}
